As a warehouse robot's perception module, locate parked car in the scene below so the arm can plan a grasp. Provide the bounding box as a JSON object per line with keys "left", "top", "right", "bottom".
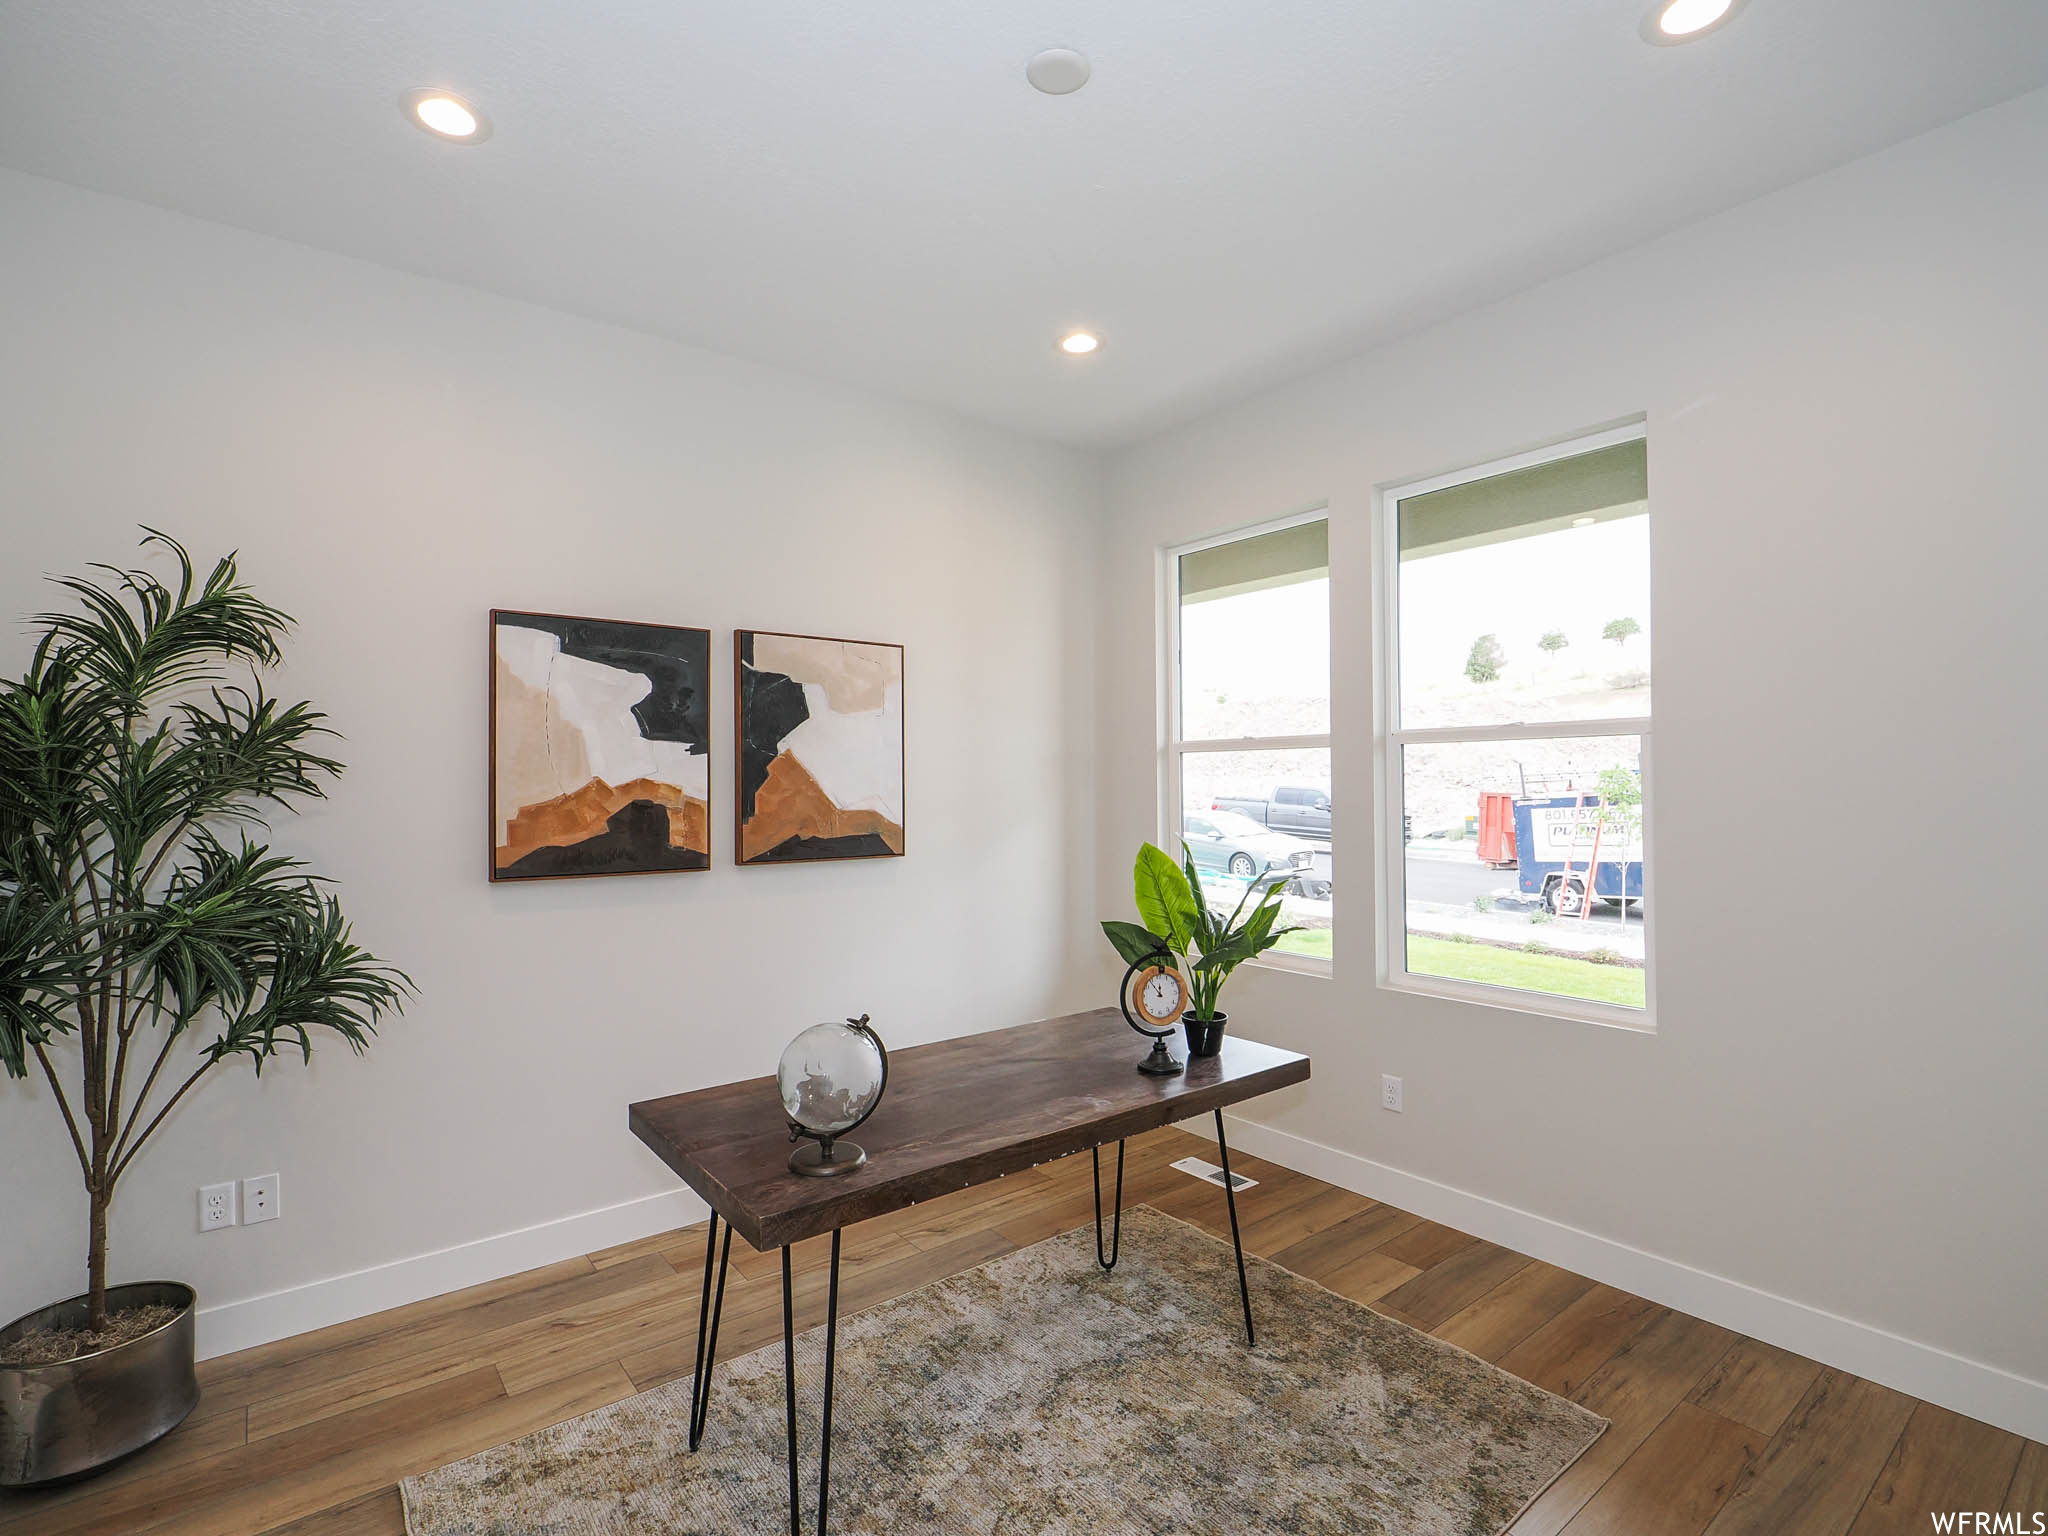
{"left": 1209, "top": 785, "right": 1332, "bottom": 843}
{"left": 1182, "top": 808, "right": 1316, "bottom": 882}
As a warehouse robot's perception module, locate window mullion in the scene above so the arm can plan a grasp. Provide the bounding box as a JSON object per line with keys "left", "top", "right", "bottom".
{"left": 1176, "top": 733, "right": 1333, "bottom": 755}
{"left": 1391, "top": 718, "right": 1651, "bottom": 748}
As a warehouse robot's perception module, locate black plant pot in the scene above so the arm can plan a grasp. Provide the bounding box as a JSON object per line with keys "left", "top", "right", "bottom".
{"left": 0, "top": 1281, "right": 198, "bottom": 1487}
{"left": 1183, "top": 1011, "right": 1227, "bottom": 1059}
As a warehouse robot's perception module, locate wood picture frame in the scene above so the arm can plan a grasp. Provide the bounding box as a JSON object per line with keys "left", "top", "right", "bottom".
{"left": 490, "top": 609, "right": 713, "bottom": 881}
{"left": 734, "top": 630, "right": 905, "bottom": 865}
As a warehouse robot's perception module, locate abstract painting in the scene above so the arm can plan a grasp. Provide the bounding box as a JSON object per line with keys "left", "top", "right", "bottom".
{"left": 737, "top": 631, "right": 904, "bottom": 864}
{"left": 491, "top": 611, "right": 712, "bottom": 880}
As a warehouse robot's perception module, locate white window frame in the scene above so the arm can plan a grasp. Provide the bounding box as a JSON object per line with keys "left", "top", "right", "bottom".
{"left": 1374, "top": 422, "right": 1656, "bottom": 1030}
{"left": 1162, "top": 505, "right": 1333, "bottom": 979}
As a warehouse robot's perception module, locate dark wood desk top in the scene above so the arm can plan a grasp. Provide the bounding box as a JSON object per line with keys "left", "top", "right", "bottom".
{"left": 629, "top": 1008, "right": 1311, "bottom": 1250}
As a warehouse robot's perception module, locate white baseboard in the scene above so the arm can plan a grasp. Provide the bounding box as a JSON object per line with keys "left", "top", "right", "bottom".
{"left": 194, "top": 1186, "right": 707, "bottom": 1361}
{"left": 194, "top": 1119, "right": 2048, "bottom": 1444}
{"left": 1192, "top": 1112, "right": 2048, "bottom": 1443}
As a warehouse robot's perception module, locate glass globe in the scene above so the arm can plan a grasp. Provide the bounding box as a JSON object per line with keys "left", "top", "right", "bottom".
{"left": 778, "top": 1020, "right": 887, "bottom": 1136}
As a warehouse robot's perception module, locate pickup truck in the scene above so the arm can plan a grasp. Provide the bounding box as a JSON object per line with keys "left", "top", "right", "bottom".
{"left": 1208, "top": 786, "right": 1332, "bottom": 844}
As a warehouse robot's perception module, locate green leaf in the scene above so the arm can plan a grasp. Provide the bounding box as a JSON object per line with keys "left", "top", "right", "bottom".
{"left": 1133, "top": 842, "right": 1197, "bottom": 953}
{"left": 1154, "top": 860, "right": 1302, "bottom": 1002}
{"left": 204, "top": 891, "right": 411, "bottom": 1070}
{"left": 1244, "top": 885, "right": 1287, "bottom": 937}
{"left": 38, "top": 532, "right": 294, "bottom": 713}
{"left": 1218, "top": 866, "right": 1265, "bottom": 936}
{"left": 1190, "top": 934, "right": 1251, "bottom": 974}
{"left": 1101, "top": 919, "right": 1169, "bottom": 969}
{"left": 1180, "top": 843, "right": 1213, "bottom": 942}
{"left": 0, "top": 884, "right": 85, "bottom": 1078}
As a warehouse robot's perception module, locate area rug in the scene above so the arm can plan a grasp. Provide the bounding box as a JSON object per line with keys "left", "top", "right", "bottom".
{"left": 402, "top": 1207, "right": 1605, "bottom": 1535}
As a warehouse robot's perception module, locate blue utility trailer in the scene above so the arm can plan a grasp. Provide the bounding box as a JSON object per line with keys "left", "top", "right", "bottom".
{"left": 1512, "top": 794, "right": 1644, "bottom": 915}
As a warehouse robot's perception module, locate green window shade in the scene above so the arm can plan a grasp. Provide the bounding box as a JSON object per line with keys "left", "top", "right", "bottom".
{"left": 1180, "top": 520, "right": 1329, "bottom": 605}
{"left": 1399, "top": 440, "right": 1646, "bottom": 561}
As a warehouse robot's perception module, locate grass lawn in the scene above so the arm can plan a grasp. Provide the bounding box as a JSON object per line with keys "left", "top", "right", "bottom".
{"left": 1268, "top": 930, "right": 1643, "bottom": 1011}
{"left": 1406, "top": 934, "right": 1644, "bottom": 1008}
{"left": 1273, "top": 927, "right": 1332, "bottom": 960}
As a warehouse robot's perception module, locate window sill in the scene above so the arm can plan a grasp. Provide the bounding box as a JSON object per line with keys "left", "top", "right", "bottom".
{"left": 1379, "top": 969, "right": 1654, "bottom": 1033}
{"left": 1247, "top": 950, "right": 1333, "bottom": 980}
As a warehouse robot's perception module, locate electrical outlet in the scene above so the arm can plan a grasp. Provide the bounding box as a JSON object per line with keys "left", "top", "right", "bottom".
{"left": 199, "top": 1182, "right": 238, "bottom": 1231}
{"left": 241, "top": 1173, "right": 281, "bottom": 1225}
{"left": 1381, "top": 1074, "right": 1404, "bottom": 1113}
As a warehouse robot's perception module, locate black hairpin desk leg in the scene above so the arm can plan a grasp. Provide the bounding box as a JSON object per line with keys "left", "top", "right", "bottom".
{"left": 1214, "top": 1109, "right": 1256, "bottom": 1346}
{"left": 1092, "top": 1140, "right": 1125, "bottom": 1270}
{"left": 781, "top": 1246, "right": 799, "bottom": 1536}
{"left": 688, "top": 1212, "right": 732, "bottom": 1450}
{"left": 781, "top": 1228, "right": 845, "bottom": 1535}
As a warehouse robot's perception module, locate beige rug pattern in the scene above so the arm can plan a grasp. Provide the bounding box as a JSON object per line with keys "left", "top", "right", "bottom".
{"left": 403, "top": 1207, "right": 1605, "bottom": 1535}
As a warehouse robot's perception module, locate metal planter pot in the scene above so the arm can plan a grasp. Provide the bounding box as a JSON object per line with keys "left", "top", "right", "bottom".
{"left": 0, "top": 1281, "right": 198, "bottom": 1487}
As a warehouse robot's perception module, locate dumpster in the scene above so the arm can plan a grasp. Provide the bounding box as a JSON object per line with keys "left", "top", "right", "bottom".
{"left": 1477, "top": 791, "right": 1518, "bottom": 868}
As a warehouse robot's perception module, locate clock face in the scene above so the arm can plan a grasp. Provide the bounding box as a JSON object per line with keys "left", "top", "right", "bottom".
{"left": 1136, "top": 967, "right": 1185, "bottom": 1025}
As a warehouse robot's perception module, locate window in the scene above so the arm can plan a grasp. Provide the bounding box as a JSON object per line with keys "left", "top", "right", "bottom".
{"left": 1166, "top": 512, "right": 1331, "bottom": 969}
{"left": 1378, "top": 426, "right": 1652, "bottom": 1024}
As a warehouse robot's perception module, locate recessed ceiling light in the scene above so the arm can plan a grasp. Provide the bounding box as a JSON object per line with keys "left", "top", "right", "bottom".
{"left": 403, "top": 88, "right": 492, "bottom": 143}
{"left": 1059, "top": 331, "right": 1100, "bottom": 356}
{"left": 1656, "top": 0, "right": 1732, "bottom": 33}
{"left": 1641, "top": 0, "right": 1745, "bottom": 43}
{"left": 1655, "top": 0, "right": 1730, "bottom": 33}
{"left": 1572, "top": 515, "right": 1598, "bottom": 528}
{"left": 1027, "top": 48, "right": 1092, "bottom": 96}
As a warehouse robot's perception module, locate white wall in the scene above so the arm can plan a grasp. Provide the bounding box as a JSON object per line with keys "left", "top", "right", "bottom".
{"left": 1098, "top": 88, "right": 2048, "bottom": 1437}
{"left": 6, "top": 78, "right": 2045, "bottom": 1441}
{"left": 0, "top": 168, "right": 1103, "bottom": 1352}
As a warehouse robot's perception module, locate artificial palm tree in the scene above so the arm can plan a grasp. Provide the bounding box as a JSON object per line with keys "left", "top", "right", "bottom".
{"left": 0, "top": 532, "right": 409, "bottom": 1332}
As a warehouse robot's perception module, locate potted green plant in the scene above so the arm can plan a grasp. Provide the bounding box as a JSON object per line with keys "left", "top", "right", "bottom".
{"left": 0, "top": 533, "right": 410, "bottom": 1486}
{"left": 1101, "top": 841, "right": 1296, "bottom": 1057}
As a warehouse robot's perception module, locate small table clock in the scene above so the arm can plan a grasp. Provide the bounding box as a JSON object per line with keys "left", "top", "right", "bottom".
{"left": 1119, "top": 950, "right": 1187, "bottom": 1076}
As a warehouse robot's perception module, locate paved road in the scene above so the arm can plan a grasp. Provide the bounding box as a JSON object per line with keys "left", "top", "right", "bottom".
{"left": 1405, "top": 854, "right": 1507, "bottom": 906}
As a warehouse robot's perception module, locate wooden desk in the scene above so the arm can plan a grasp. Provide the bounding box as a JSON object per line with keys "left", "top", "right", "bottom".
{"left": 629, "top": 1007, "right": 1311, "bottom": 1536}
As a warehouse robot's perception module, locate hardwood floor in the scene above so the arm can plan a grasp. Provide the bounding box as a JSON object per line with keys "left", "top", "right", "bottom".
{"left": 1, "top": 1124, "right": 2036, "bottom": 1535}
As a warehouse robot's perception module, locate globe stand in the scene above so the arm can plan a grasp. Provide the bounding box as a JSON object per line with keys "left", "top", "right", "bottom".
{"left": 789, "top": 1133, "right": 868, "bottom": 1178}
{"left": 1135, "top": 1035, "right": 1184, "bottom": 1077}
{"left": 780, "top": 1014, "right": 890, "bottom": 1182}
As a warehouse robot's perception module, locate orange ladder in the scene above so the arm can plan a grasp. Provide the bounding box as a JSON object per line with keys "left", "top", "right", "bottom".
{"left": 1554, "top": 790, "right": 1606, "bottom": 919}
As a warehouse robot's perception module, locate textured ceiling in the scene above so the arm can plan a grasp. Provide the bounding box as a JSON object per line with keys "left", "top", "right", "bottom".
{"left": 3, "top": 1, "right": 2046, "bottom": 446}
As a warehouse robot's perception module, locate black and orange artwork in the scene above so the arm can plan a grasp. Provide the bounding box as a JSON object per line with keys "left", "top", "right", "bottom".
{"left": 737, "top": 631, "right": 904, "bottom": 865}
{"left": 490, "top": 611, "right": 712, "bottom": 880}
